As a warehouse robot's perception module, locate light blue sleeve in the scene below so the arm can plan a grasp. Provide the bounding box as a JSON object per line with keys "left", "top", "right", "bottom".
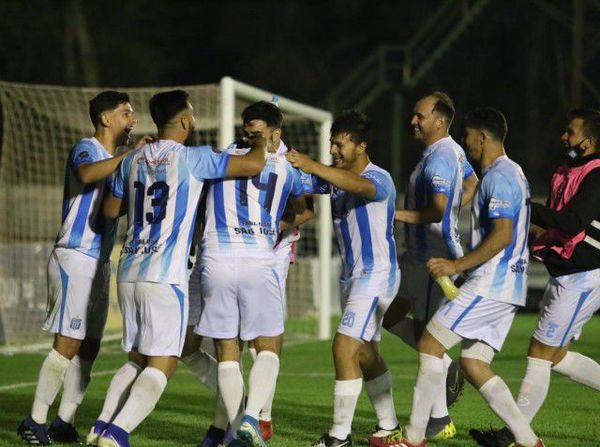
{"left": 111, "top": 156, "right": 128, "bottom": 199}
{"left": 70, "top": 140, "right": 102, "bottom": 168}
{"left": 462, "top": 156, "right": 475, "bottom": 180}
{"left": 423, "top": 151, "right": 456, "bottom": 196}
{"left": 299, "top": 170, "right": 331, "bottom": 195}
{"left": 362, "top": 170, "right": 393, "bottom": 201}
{"left": 483, "top": 172, "right": 520, "bottom": 219}
{"left": 289, "top": 167, "right": 306, "bottom": 197}
{"left": 186, "top": 146, "right": 231, "bottom": 180}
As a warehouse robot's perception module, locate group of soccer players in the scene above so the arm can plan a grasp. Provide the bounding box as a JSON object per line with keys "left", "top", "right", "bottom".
{"left": 16, "top": 88, "right": 600, "bottom": 447}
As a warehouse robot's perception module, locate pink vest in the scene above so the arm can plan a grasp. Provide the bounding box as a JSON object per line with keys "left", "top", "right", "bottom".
{"left": 532, "top": 159, "right": 600, "bottom": 260}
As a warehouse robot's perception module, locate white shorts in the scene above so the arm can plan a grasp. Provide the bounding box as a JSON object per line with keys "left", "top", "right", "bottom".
{"left": 188, "top": 261, "right": 204, "bottom": 327}
{"left": 432, "top": 290, "right": 518, "bottom": 351}
{"left": 338, "top": 273, "right": 400, "bottom": 342}
{"left": 119, "top": 281, "right": 188, "bottom": 357}
{"left": 195, "top": 254, "right": 284, "bottom": 341}
{"left": 398, "top": 252, "right": 445, "bottom": 321}
{"left": 533, "top": 270, "right": 600, "bottom": 347}
{"left": 43, "top": 247, "right": 110, "bottom": 340}
{"left": 274, "top": 248, "right": 292, "bottom": 314}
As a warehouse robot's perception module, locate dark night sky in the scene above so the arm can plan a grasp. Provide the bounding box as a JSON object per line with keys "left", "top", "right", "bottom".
{"left": 1, "top": 0, "right": 600, "bottom": 190}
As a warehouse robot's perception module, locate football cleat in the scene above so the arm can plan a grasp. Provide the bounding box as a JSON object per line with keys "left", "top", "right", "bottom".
{"left": 258, "top": 419, "right": 273, "bottom": 441}
{"left": 17, "top": 415, "right": 51, "bottom": 445}
{"left": 232, "top": 416, "right": 266, "bottom": 447}
{"left": 469, "top": 426, "right": 514, "bottom": 447}
{"left": 97, "top": 424, "right": 130, "bottom": 447}
{"left": 311, "top": 433, "right": 352, "bottom": 446}
{"left": 368, "top": 425, "right": 403, "bottom": 446}
{"left": 86, "top": 420, "right": 109, "bottom": 446}
{"left": 48, "top": 416, "right": 79, "bottom": 443}
{"left": 198, "top": 425, "right": 226, "bottom": 447}
{"left": 446, "top": 360, "right": 465, "bottom": 408}
{"left": 426, "top": 418, "right": 456, "bottom": 440}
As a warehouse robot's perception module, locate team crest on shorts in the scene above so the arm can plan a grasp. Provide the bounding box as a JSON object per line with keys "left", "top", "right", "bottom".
{"left": 70, "top": 318, "right": 82, "bottom": 330}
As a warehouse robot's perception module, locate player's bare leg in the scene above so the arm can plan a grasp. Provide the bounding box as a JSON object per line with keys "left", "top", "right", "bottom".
{"left": 359, "top": 342, "right": 401, "bottom": 446}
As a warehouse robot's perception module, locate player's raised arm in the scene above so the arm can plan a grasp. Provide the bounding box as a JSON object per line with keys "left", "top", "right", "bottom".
{"left": 76, "top": 136, "right": 152, "bottom": 184}
{"left": 286, "top": 152, "right": 377, "bottom": 199}
{"left": 224, "top": 136, "right": 268, "bottom": 177}
{"left": 102, "top": 157, "right": 128, "bottom": 219}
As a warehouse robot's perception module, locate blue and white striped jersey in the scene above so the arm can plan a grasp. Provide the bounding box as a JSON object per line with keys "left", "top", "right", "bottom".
{"left": 201, "top": 142, "right": 305, "bottom": 255}
{"left": 461, "top": 155, "right": 531, "bottom": 306}
{"left": 404, "top": 136, "right": 474, "bottom": 261}
{"left": 113, "top": 140, "right": 231, "bottom": 285}
{"left": 55, "top": 137, "right": 116, "bottom": 262}
{"left": 305, "top": 163, "right": 399, "bottom": 296}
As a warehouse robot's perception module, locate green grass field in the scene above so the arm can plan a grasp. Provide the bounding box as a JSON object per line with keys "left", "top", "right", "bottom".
{"left": 1, "top": 313, "right": 599, "bottom": 446}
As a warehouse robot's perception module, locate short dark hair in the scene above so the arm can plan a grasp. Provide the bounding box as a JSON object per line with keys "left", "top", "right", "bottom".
{"left": 427, "top": 91, "right": 455, "bottom": 127}
{"left": 463, "top": 107, "right": 508, "bottom": 142}
{"left": 88, "top": 90, "right": 130, "bottom": 128}
{"left": 241, "top": 101, "right": 283, "bottom": 128}
{"left": 331, "top": 110, "right": 371, "bottom": 145}
{"left": 567, "top": 108, "right": 600, "bottom": 141}
{"left": 149, "top": 90, "right": 190, "bottom": 130}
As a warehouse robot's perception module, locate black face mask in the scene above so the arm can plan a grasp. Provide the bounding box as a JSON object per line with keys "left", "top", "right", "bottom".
{"left": 565, "top": 138, "right": 588, "bottom": 161}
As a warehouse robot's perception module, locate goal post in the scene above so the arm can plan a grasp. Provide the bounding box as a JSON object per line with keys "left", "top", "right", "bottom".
{"left": 219, "top": 77, "right": 333, "bottom": 340}
{"left": 0, "top": 78, "right": 335, "bottom": 345}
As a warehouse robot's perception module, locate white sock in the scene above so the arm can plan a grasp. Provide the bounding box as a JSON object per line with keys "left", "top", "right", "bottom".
{"left": 259, "top": 384, "right": 275, "bottom": 422}
{"left": 111, "top": 367, "right": 168, "bottom": 433}
{"left": 553, "top": 351, "right": 600, "bottom": 390}
{"left": 431, "top": 354, "right": 452, "bottom": 419}
{"left": 245, "top": 351, "right": 280, "bottom": 420}
{"left": 329, "top": 378, "right": 362, "bottom": 440}
{"left": 57, "top": 355, "right": 93, "bottom": 424}
{"left": 218, "top": 361, "right": 244, "bottom": 424}
{"left": 97, "top": 362, "right": 142, "bottom": 424}
{"left": 364, "top": 370, "right": 398, "bottom": 430}
{"left": 479, "top": 375, "right": 538, "bottom": 446}
{"left": 213, "top": 394, "right": 229, "bottom": 431}
{"left": 181, "top": 349, "right": 218, "bottom": 392}
{"left": 516, "top": 357, "right": 552, "bottom": 422}
{"left": 248, "top": 347, "right": 258, "bottom": 362}
{"left": 31, "top": 349, "right": 71, "bottom": 424}
{"left": 387, "top": 318, "right": 417, "bottom": 350}
{"left": 405, "top": 353, "right": 444, "bottom": 443}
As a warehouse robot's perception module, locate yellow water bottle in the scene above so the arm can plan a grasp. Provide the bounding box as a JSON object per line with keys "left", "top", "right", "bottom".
{"left": 435, "top": 275, "right": 460, "bottom": 300}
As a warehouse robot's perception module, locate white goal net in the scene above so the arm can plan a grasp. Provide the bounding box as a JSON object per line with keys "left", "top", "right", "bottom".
{"left": 0, "top": 78, "right": 334, "bottom": 345}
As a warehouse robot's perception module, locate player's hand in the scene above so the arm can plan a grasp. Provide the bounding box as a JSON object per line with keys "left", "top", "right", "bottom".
{"left": 134, "top": 135, "right": 155, "bottom": 149}
{"left": 427, "top": 257, "right": 458, "bottom": 277}
{"left": 286, "top": 152, "right": 317, "bottom": 173}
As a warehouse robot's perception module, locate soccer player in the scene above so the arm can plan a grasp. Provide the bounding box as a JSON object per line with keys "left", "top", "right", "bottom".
{"left": 396, "top": 108, "right": 544, "bottom": 447}
{"left": 194, "top": 101, "right": 306, "bottom": 447}
{"left": 470, "top": 108, "right": 600, "bottom": 446}
{"left": 17, "top": 91, "right": 146, "bottom": 445}
{"left": 87, "top": 90, "right": 267, "bottom": 447}
{"left": 287, "top": 110, "right": 401, "bottom": 447}
{"left": 383, "top": 92, "right": 477, "bottom": 439}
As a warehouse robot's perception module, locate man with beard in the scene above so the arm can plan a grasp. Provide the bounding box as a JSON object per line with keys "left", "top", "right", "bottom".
{"left": 18, "top": 91, "right": 150, "bottom": 445}
{"left": 471, "top": 109, "right": 600, "bottom": 446}
{"left": 383, "top": 92, "right": 477, "bottom": 440}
